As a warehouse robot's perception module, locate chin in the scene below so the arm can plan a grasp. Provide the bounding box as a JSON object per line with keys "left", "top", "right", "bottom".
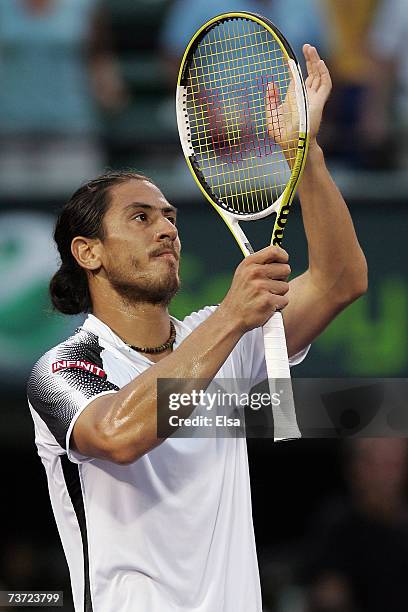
{"left": 109, "top": 270, "right": 180, "bottom": 306}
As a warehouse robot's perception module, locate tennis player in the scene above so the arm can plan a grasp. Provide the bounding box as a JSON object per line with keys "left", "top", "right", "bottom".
{"left": 27, "top": 45, "right": 367, "bottom": 612}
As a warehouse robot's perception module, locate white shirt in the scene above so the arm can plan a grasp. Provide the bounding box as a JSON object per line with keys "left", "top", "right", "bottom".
{"left": 27, "top": 308, "right": 308, "bottom": 612}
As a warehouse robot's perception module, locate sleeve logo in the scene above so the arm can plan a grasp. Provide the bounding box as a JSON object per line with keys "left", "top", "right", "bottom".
{"left": 51, "top": 360, "right": 106, "bottom": 378}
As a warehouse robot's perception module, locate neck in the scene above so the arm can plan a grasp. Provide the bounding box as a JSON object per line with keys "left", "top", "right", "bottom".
{"left": 92, "top": 292, "right": 172, "bottom": 350}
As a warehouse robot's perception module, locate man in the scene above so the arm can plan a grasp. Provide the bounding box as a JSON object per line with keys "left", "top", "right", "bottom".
{"left": 27, "top": 46, "right": 367, "bottom": 612}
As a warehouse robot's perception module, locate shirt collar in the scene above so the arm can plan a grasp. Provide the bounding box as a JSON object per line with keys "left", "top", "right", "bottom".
{"left": 81, "top": 313, "right": 185, "bottom": 364}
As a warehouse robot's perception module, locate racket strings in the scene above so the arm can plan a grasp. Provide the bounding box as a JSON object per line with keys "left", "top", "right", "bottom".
{"left": 185, "top": 18, "right": 300, "bottom": 214}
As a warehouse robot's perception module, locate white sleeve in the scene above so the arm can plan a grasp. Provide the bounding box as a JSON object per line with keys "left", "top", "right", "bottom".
{"left": 27, "top": 339, "right": 119, "bottom": 464}
{"left": 181, "top": 305, "right": 218, "bottom": 330}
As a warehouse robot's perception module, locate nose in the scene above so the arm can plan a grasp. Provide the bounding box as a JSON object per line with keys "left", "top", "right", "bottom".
{"left": 155, "top": 216, "right": 178, "bottom": 242}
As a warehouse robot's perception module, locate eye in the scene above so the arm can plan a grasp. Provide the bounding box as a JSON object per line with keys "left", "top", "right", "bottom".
{"left": 133, "top": 212, "right": 147, "bottom": 222}
{"left": 166, "top": 215, "right": 177, "bottom": 226}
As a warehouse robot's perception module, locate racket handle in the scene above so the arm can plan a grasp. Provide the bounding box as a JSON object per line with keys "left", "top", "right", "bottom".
{"left": 262, "top": 312, "right": 301, "bottom": 441}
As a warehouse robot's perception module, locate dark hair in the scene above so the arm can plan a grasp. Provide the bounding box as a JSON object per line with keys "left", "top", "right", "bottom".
{"left": 50, "top": 170, "right": 152, "bottom": 315}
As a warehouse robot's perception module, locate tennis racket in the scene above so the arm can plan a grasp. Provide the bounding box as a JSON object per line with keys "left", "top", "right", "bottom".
{"left": 176, "top": 12, "right": 309, "bottom": 440}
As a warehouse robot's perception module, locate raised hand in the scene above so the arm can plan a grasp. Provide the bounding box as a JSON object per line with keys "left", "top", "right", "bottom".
{"left": 266, "top": 44, "right": 332, "bottom": 148}
{"left": 266, "top": 78, "right": 298, "bottom": 150}
{"left": 303, "top": 44, "right": 332, "bottom": 143}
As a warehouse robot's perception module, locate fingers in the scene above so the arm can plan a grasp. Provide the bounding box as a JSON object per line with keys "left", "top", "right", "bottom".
{"left": 265, "top": 82, "right": 279, "bottom": 134}
{"left": 262, "top": 262, "right": 291, "bottom": 280}
{"left": 317, "top": 56, "right": 332, "bottom": 91}
{"left": 303, "top": 43, "right": 313, "bottom": 81}
{"left": 266, "top": 81, "right": 280, "bottom": 108}
{"left": 303, "top": 44, "right": 332, "bottom": 93}
{"left": 228, "top": 247, "right": 291, "bottom": 330}
{"left": 272, "top": 294, "right": 290, "bottom": 311}
{"left": 248, "top": 245, "right": 289, "bottom": 264}
{"left": 260, "top": 279, "right": 290, "bottom": 296}
{"left": 303, "top": 43, "right": 321, "bottom": 62}
{"left": 246, "top": 261, "right": 290, "bottom": 280}
{"left": 304, "top": 44, "right": 320, "bottom": 90}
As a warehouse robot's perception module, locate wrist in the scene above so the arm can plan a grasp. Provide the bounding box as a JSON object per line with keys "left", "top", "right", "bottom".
{"left": 297, "top": 140, "right": 326, "bottom": 197}
{"left": 215, "top": 302, "right": 247, "bottom": 338}
{"left": 306, "top": 139, "right": 324, "bottom": 161}
{"left": 300, "top": 140, "right": 325, "bottom": 180}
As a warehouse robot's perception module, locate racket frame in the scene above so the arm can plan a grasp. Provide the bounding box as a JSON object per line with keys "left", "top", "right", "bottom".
{"left": 177, "top": 12, "right": 309, "bottom": 253}
{"left": 176, "top": 12, "right": 310, "bottom": 440}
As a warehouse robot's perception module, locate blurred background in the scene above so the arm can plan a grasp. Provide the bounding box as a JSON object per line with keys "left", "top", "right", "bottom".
{"left": 0, "top": 0, "right": 407, "bottom": 610}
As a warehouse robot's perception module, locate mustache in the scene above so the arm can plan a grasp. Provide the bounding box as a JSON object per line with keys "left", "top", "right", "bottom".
{"left": 150, "top": 244, "right": 179, "bottom": 259}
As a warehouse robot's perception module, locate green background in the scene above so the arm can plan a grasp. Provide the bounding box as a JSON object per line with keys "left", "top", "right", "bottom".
{"left": 1, "top": 199, "right": 404, "bottom": 384}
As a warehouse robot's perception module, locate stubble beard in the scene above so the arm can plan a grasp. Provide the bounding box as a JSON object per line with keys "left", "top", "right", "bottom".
{"left": 107, "top": 257, "right": 180, "bottom": 307}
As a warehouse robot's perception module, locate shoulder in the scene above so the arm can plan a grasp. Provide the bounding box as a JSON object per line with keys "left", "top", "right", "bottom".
{"left": 27, "top": 326, "right": 118, "bottom": 450}
{"left": 28, "top": 326, "right": 107, "bottom": 391}
{"left": 27, "top": 325, "right": 118, "bottom": 417}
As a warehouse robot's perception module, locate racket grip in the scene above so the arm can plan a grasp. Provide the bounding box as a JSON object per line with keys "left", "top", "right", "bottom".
{"left": 262, "top": 312, "right": 301, "bottom": 441}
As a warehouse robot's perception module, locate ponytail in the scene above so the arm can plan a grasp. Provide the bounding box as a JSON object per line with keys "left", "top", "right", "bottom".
{"left": 49, "top": 261, "right": 90, "bottom": 315}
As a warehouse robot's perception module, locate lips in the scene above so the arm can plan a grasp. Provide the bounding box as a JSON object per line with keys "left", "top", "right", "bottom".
{"left": 151, "top": 249, "right": 178, "bottom": 260}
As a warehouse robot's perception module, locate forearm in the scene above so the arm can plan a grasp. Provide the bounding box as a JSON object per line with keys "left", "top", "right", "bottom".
{"left": 74, "top": 246, "right": 291, "bottom": 463}
{"left": 297, "top": 142, "right": 367, "bottom": 299}
{"left": 282, "top": 144, "right": 367, "bottom": 353}
{"left": 93, "top": 307, "right": 243, "bottom": 462}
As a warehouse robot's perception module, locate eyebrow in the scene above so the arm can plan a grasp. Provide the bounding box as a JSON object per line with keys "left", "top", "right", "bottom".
{"left": 123, "top": 202, "right": 177, "bottom": 215}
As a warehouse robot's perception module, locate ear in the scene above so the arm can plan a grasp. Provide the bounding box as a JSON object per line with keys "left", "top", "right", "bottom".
{"left": 71, "top": 236, "right": 102, "bottom": 272}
